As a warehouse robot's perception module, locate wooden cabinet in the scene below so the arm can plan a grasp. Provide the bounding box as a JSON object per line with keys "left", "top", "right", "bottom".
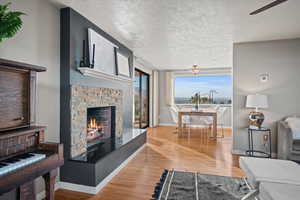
{"left": 0, "top": 59, "right": 46, "bottom": 132}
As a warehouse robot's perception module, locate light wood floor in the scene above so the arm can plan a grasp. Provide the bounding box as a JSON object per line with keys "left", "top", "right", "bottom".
{"left": 55, "top": 126, "right": 243, "bottom": 200}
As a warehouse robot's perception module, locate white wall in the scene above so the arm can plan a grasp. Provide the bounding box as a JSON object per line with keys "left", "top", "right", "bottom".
{"left": 0, "top": 0, "right": 60, "bottom": 196}
{"left": 158, "top": 71, "right": 173, "bottom": 125}
{"left": 152, "top": 70, "right": 159, "bottom": 126}
{"left": 233, "top": 39, "right": 300, "bottom": 155}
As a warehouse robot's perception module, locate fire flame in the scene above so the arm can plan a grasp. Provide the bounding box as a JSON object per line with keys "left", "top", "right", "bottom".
{"left": 88, "top": 118, "right": 102, "bottom": 129}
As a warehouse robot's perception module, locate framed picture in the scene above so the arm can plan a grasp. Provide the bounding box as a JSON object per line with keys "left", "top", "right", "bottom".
{"left": 88, "top": 28, "right": 117, "bottom": 76}
{"left": 116, "top": 49, "right": 131, "bottom": 78}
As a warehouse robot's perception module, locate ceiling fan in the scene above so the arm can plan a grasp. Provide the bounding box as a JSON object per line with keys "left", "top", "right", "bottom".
{"left": 250, "top": 0, "right": 288, "bottom": 15}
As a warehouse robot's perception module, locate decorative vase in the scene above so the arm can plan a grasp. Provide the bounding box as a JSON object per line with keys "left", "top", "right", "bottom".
{"left": 249, "top": 111, "right": 264, "bottom": 129}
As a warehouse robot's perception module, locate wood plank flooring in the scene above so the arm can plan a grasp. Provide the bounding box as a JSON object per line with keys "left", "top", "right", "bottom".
{"left": 55, "top": 126, "right": 243, "bottom": 200}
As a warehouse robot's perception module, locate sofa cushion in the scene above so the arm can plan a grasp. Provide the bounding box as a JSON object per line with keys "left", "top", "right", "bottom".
{"left": 259, "top": 182, "right": 300, "bottom": 200}
{"left": 285, "top": 117, "right": 300, "bottom": 140}
{"left": 293, "top": 140, "right": 300, "bottom": 151}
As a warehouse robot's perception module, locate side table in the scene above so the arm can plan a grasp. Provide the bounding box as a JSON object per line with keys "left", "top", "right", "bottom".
{"left": 246, "top": 127, "right": 272, "bottom": 158}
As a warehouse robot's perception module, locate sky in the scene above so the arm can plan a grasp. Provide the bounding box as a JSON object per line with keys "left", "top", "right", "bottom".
{"left": 174, "top": 75, "right": 232, "bottom": 98}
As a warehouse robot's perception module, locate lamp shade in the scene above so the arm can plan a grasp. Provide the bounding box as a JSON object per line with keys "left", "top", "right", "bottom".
{"left": 246, "top": 94, "right": 268, "bottom": 109}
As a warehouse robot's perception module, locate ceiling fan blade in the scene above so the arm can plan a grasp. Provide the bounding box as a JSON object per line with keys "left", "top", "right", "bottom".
{"left": 250, "top": 0, "right": 288, "bottom": 15}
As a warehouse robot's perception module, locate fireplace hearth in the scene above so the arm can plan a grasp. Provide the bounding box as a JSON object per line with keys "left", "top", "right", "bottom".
{"left": 87, "top": 106, "right": 115, "bottom": 147}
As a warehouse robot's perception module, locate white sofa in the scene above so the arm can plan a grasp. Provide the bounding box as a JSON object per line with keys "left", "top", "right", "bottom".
{"left": 259, "top": 182, "right": 300, "bottom": 200}
{"left": 239, "top": 157, "right": 300, "bottom": 200}
{"left": 278, "top": 116, "right": 300, "bottom": 161}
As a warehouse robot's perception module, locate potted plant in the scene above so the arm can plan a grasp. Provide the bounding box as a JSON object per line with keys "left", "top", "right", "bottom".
{"left": 0, "top": 2, "right": 25, "bottom": 42}
{"left": 191, "top": 93, "right": 201, "bottom": 111}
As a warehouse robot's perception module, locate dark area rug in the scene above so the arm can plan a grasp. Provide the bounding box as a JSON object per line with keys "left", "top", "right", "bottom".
{"left": 151, "top": 170, "right": 250, "bottom": 200}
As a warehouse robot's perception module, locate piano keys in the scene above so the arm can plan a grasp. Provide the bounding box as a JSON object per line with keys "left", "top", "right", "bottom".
{"left": 0, "top": 126, "right": 64, "bottom": 200}
{"left": 0, "top": 153, "right": 46, "bottom": 176}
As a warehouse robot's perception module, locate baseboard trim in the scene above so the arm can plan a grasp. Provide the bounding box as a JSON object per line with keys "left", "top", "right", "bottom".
{"left": 188, "top": 125, "right": 232, "bottom": 129}
{"left": 58, "top": 144, "right": 146, "bottom": 195}
{"left": 158, "top": 123, "right": 176, "bottom": 126}
{"left": 231, "top": 149, "right": 277, "bottom": 158}
{"left": 231, "top": 149, "right": 246, "bottom": 155}
{"left": 158, "top": 123, "right": 231, "bottom": 129}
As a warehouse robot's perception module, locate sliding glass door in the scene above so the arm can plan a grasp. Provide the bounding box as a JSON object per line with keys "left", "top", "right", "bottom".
{"left": 134, "top": 69, "right": 149, "bottom": 129}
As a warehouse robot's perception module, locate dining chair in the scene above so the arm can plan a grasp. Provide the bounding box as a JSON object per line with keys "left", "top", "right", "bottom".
{"left": 190, "top": 114, "right": 211, "bottom": 136}
{"left": 216, "top": 107, "right": 227, "bottom": 138}
{"left": 207, "top": 106, "right": 227, "bottom": 138}
{"left": 169, "top": 106, "right": 191, "bottom": 136}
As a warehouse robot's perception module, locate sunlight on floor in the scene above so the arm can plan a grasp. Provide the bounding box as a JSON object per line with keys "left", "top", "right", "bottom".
{"left": 56, "top": 126, "right": 243, "bottom": 200}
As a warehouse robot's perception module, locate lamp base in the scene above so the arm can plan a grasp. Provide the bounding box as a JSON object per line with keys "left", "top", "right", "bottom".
{"left": 249, "top": 111, "right": 264, "bottom": 129}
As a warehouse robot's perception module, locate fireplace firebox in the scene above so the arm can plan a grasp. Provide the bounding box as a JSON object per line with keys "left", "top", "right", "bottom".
{"left": 87, "top": 106, "right": 116, "bottom": 147}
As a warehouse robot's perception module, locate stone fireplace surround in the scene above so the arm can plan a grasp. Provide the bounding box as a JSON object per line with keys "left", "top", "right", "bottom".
{"left": 71, "top": 85, "right": 123, "bottom": 158}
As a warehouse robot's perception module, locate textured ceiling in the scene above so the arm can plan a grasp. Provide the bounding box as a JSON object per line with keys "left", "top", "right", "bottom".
{"left": 51, "top": 0, "right": 300, "bottom": 69}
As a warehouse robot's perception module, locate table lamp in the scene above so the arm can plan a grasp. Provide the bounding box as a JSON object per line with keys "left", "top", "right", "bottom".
{"left": 246, "top": 94, "right": 268, "bottom": 129}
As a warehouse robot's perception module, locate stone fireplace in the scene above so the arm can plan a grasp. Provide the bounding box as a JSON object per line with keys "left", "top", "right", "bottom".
{"left": 71, "top": 85, "right": 123, "bottom": 157}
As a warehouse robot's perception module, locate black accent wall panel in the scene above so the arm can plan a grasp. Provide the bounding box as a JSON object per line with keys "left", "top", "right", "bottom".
{"left": 68, "top": 7, "right": 133, "bottom": 133}
{"left": 60, "top": 7, "right": 134, "bottom": 160}
{"left": 60, "top": 7, "right": 142, "bottom": 187}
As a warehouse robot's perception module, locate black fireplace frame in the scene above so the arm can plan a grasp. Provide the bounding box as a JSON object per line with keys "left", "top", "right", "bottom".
{"left": 86, "top": 106, "right": 116, "bottom": 147}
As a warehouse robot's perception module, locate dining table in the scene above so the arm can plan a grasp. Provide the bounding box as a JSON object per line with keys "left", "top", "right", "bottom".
{"left": 177, "top": 108, "right": 217, "bottom": 138}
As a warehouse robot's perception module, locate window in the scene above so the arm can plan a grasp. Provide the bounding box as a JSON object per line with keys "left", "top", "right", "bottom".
{"left": 134, "top": 69, "right": 150, "bottom": 128}
{"left": 174, "top": 75, "right": 232, "bottom": 105}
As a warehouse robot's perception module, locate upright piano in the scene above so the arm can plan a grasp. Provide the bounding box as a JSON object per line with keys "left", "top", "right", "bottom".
{"left": 0, "top": 59, "right": 64, "bottom": 200}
